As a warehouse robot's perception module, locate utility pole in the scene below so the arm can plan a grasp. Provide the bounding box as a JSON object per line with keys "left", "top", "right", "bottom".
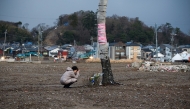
{"left": 38, "top": 28, "right": 43, "bottom": 61}
{"left": 40, "top": 31, "right": 43, "bottom": 56}
{"left": 90, "top": 36, "right": 94, "bottom": 58}
{"left": 170, "top": 33, "right": 176, "bottom": 60}
{"left": 90, "top": 36, "right": 93, "bottom": 46}
{"left": 38, "top": 30, "right": 40, "bottom": 61}
{"left": 97, "top": 0, "right": 115, "bottom": 85}
{"left": 74, "top": 40, "right": 76, "bottom": 47}
{"left": 155, "top": 24, "right": 158, "bottom": 61}
{"left": 3, "top": 29, "right": 7, "bottom": 58}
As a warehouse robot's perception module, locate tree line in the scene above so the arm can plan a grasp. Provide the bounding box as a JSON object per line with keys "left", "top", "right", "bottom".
{"left": 0, "top": 10, "right": 190, "bottom": 46}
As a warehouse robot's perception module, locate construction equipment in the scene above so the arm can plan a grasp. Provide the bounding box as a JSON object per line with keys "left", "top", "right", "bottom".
{"left": 79, "top": 51, "right": 95, "bottom": 59}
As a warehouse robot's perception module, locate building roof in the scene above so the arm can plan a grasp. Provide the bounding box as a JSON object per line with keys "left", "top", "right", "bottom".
{"left": 153, "top": 53, "right": 164, "bottom": 58}
{"left": 44, "top": 45, "right": 60, "bottom": 51}
{"left": 141, "top": 48, "right": 152, "bottom": 52}
{"left": 61, "top": 44, "right": 72, "bottom": 49}
{"left": 109, "top": 42, "right": 116, "bottom": 46}
{"left": 178, "top": 45, "right": 190, "bottom": 48}
{"left": 142, "top": 45, "right": 155, "bottom": 49}
{"left": 172, "top": 53, "right": 182, "bottom": 62}
{"left": 109, "top": 41, "right": 125, "bottom": 46}
{"left": 126, "top": 42, "right": 140, "bottom": 46}
{"left": 161, "top": 44, "right": 173, "bottom": 49}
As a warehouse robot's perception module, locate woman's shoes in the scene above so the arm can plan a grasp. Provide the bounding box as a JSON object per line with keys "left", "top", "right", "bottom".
{"left": 63, "top": 82, "right": 74, "bottom": 88}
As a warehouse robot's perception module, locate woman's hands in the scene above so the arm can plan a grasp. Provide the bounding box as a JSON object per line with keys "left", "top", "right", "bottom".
{"left": 74, "top": 69, "right": 80, "bottom": 75}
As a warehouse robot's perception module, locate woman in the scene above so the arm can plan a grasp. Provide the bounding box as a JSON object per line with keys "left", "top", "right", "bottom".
{"left": 60, "top": 66, "right": 80, "bottom": 88}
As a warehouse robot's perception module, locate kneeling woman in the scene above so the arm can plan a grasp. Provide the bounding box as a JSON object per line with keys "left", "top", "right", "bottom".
{"left": 60, "top": 66, "right": 80, "bottom": 88}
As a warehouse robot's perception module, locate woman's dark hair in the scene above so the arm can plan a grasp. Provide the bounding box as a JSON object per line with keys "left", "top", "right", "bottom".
{"left": 72, "top": 66, "right": 78, "bottom": 71}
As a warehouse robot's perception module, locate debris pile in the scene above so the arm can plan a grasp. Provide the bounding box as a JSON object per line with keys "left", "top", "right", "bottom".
{"left": 129, "top": 61, "right": 190, "bottom": 72}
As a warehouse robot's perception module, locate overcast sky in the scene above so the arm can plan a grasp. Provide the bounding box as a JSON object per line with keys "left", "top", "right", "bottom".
{"left": 0, "top": 0, "right": 190, "bottom": 34}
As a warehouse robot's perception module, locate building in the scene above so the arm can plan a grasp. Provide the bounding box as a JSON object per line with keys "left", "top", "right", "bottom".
{"left": 159, "top": 44, "right": 174, "bottom": 62}
{"left": 177, "top": 45, "right": 190, "bottom": 54}
{"left": 141, "top": 48, "right": 152, "bottom": 60}
{"left": 44, "top": 45, "right": 60, "bottom": 57}
{"left": 126, "top": 42, "right": 141, "bottom": 60}
{"left": 109, "top": 41, "right": 126, "bottom": 60}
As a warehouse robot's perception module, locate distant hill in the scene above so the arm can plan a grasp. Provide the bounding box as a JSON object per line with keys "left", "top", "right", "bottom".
{"left": 1, "top": 10, "right": 190, "bottom": 46}
{"left": 0, "top": 21, "right": 33, "bottom": 44}
{"left": 44, "top": 26, "right": 66, "bottom": 45}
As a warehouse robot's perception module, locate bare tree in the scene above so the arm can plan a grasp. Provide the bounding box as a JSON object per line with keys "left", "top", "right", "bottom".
{"left": 23, "top": 23, "right": 29, "bottom": 30}
{"left": 97, "top": 0, "right": 115, "bottom": 85}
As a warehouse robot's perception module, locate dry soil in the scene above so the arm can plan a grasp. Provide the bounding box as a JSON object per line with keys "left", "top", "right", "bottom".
{"left": 0, "top": 61, "right": 190, "bottom": 109}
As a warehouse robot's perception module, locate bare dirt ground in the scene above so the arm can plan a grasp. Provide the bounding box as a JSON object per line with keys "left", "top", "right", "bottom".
{"left": 0, "top": 61, "right": 190, "bottom": 109}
